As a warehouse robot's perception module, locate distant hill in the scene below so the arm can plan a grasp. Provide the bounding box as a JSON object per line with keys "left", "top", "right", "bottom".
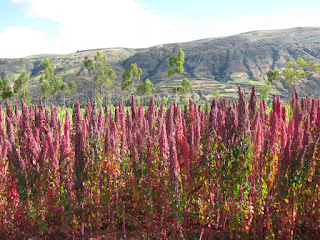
{"left": 1, "top": 27, "right": 320, "bottom": 104}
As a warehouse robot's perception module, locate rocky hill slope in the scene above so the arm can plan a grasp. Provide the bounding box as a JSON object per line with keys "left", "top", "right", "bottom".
{"left": 1, "top": 27, "right": 320, "bottom": 103}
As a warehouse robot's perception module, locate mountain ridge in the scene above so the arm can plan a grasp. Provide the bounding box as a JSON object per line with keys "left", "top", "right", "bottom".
{"left": 1, "top": 26, "right": 320, "bottom": 103}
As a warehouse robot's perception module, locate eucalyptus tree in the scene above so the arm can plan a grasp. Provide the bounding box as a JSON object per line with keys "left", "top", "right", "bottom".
{"left": 259, "top": 69, "right": 281, "bottom": 101}
{"left": 282, "top": 57, "right": 310, "bottom": 103}
{"left": 40, "top": 58, "right": 66, "bottom": 106}
{"left": 12, "top": 66, "right": 31, "bottom": 104}
{"left": 173, "top": 77, "right": 193, "bottom": 103}
{"left": 122, "top": 63, "right": 143, "bottom": 95}
{"left": 0, "top": 77, "right": 14, "bottom": 101}
{"left": 84, "top": 51, "right": 116, "bottom": 102}
{"left": 136, "top": 78, "right": 156, "bottom": 97}
{"left": 168, "top": 48, "right": 186, "bottom": 101}
{"left": 168, "top": 48, "right": 185, "bottom": 77}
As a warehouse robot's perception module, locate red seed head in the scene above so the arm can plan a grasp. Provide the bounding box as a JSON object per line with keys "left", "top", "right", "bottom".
{"left": 249, "top": 86, "right": 257, "bottom": 123}
{"left": 238, "top": 86, "right": 250, "bottom": 140}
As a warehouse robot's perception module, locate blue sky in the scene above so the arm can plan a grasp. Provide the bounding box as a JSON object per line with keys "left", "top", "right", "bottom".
{"left": 0, "top": 0, "right": 319, "bottom": 58}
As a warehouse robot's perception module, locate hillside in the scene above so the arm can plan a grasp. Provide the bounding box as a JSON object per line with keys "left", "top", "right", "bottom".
{"left": 1, "top": 27, "right": 320, "bottom": 103}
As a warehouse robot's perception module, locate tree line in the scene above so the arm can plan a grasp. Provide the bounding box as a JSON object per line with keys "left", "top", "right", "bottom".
{"left": 2, "top": 47, "right": 319, "bottom": 106}
{"left": 0, "top": 48, "right": 193, "bottom": 106}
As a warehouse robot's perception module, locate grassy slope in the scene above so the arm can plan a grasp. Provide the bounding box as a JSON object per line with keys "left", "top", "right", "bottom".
{"left": 1, "top": 27, "right": 320, "bottom": 104}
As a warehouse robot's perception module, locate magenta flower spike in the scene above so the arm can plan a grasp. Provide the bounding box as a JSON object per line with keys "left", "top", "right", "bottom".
{"left": 39, "top": 141, "right": 48, "bottom": 167}
{"left": 208, "top": 97, "right": 217, "bottom": 134}
{"left": 249, "top": 86, "right": 257, "bottom": 123}
{"left": 181, "top": 135, "right": 190, "bottom": 175}
{"left": 114, "top": 106, "right": 119, "bottom": 124}
{"left": 0, "top": 105, "right": 5, "bottom": 137}
{"left": 169, "top": 137, "right": 180, "bottom": 194}
{"left": 302, "top": 114, "right": 311, "bottom": 147}
{"left": 59, "top": 135, "right": 69, "bottom": 165}
{"left": 112, "top": 121, "right": 118, "bottom": 151}
{"left": 7, "top": 140, "right": 24, "bottom": 171}
{"left": 276, "top": 96, "right": 282, "bottom": 118}
{"left": 6, "top": 115, "right": 14, "bottom": 143}
{"left": 104, "top": 101, "right": 109, "bottom": 124}
{"left": 120, "top": 106, "right": 126, "bottom": 133}
{"left": 126, "top": 109, "right": 132, "bottom": 133}
{"left": 14, "top": 104, "right": 20, "bottom": 124}
{"left": 281, "top": 106, "right": 287, "bottom": 124}
{"left": 293, "top": 106, "right": 303, "bottom": 153}
{"left": 237, "top": 86, "right": 250, "bottom": 140}
{"left": 120, "top": 130, "right": 127, "bottom": 159}
{"left": 104, "top": 123, "right": 110, "bottom": 154}
{"left": 224, "top": 106, "right": 237, "bottom": 145}
{"left": 188, "top": 124, "right": 195, "bottom": 160}
{"left": 98, "top": 105, "right": 105, "bottom": 133}
{"left": 148, "top": 96, "right": 155, "bottom": 117}
{"left": 280, "top": 119, "right": 288, "bottom": 153}
{"left": 131, "top": 95, "right": 137, "bottom": 121}
{"left": 159, "top": 121, "right": 168, "bottom": 159}
{"left": 287, "top": 119, "right": 294, "bottom": 140}
{"left": 216, "top": 109, "right": 225, "bottom": 142}
{"left": 64, "top": 110, "right": 71, "bottom": 144}
{"left": 50, "top": 103, "right": 58, "bottom": 132}
{"left": 281, "top": 137, "right": 292, "bottom": 174}
{"left": 269, "top": 100, "right": 279, "bottom": 148}
{"left": 47, "top": 130, "right": 56, "bottom": 165}
{"left": 146, "top": 136, "right": 153, "bottom": 167}
{"left": 158, "top": 103, "right": 164, "bottom": 121}
{"left": 55, "top": 119, "right": 62, "bottom": 153}
{"left": 148, "top": 97, "right": 155, "bottom": 136}
{"left": 89, "top": 101, "right": 98, "bottom": 139}
{"left": 254, "top": 118, "right": 264, "bottom": 155}
{"left": 0, "top": 136, "right": 7, "bottom": 158}
{"left": 188, "top": 123, "right": 194, "bottom": 149}
{"left": 85, "top": 97, "right": 92, "bottom": 122}
{"left": 73, "top": 101, "right": 86, "bottom": 192}
{"left": 5, "top": 99, "right": 13, "bottom": 120}
{"left": 119, "top": 98, "right": 125, "bottom": 116}
{"left": 45, "top": 109, "right": 50, "bottom": 125}
{"left": 259, "top": 99, "right": 266, "bottom": 125}
{"left": 310, "top": 98, "right": 317, "bottom": 125}
{"left": 316, "top": 100, "right": 320, "bottom": 131}
{"left": 166, "top": 105, "right": 174, "bottom": 139}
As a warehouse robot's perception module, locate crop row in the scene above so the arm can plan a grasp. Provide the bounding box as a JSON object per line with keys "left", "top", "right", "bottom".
{"left": 0, "top": 86, "right": 319, "bottom": 239}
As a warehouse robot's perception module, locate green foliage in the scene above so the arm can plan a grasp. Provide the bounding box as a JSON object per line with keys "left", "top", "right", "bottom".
{"left": 266, "top": 69, "right": 281, "bottom": 85}
{"left": 168, "top": 48, "right": 185, "bottom": 77}
{"left": 96, "top": 90, "right": 102, "bottom": 106}
{"left": 13, "top": 66, "right": 29, "bottom": 95}
{"left": 20, "top": 88, "right": 31, "bottom": 104}
{"left": 173, "top": 78, "right": 193, "bottom": 95}
{"left": 60, "top": 82, "right": 69, "bottom": 93}
{"left": 259, "top": 83, "right": 273, "bottom": 101}
{"left": 41, "top": 81, "right": 52, "bottom": 100}
{"left": 0, "top": 66, "right": 31, "bottom": 102}
{"left": 309, "top": 60, "right": 320, "bottom": 73}
{"left": 84, "top": 51, "right": 116, "bottom": 101}
{"left": 40, "top": 58, "right": 69, "bottom": 105}
{"left": 259, "top": 69, "right": 281, "bottom": 100}
{"left": 68, "top": 81, "right": 77, "bottom": 92}
{"left": 179, "top": 94, "right": 187, "bottom": 104}
{"left": 136, "top": 79, "right": 156, "bottom": 97}
{"left": 43, "top": 57, "right": 54, "bottom": 80}
{"left": 161, "top": 96, "right": 168, "bottom": 105}
{"left": 0, "top": 77, "right": 14, "bottom": 100}
{"left": 122, "top": 63, "right": 143, "bottom": 94}
{"left": 282, "top": 57, "right": 311, "bottom": 102}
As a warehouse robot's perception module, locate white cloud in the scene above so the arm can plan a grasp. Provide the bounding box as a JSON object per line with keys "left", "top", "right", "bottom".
{"left": 0, "top": 27, "right": 48, "bottom": 58}
{"left": 10, "top": 0, "right": 174, "bottom": 55}
{"left": 1, "top": 0, "right": 320, "bottom": 58}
